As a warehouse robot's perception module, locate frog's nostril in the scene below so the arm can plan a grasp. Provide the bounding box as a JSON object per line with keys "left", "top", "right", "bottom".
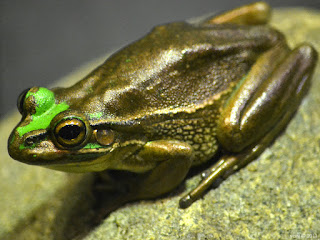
{"left": 25, "top": 137, "right": 35, "bottom": 146}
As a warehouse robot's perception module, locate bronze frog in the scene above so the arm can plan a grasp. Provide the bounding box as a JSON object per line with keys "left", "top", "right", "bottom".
{"left": 8, "top": 2, "right": 318, "bottom": 208}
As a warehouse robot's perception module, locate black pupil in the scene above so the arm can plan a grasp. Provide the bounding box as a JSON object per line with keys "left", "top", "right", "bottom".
{"left": 59, "top": 125, "right": 82, "bottom": 140}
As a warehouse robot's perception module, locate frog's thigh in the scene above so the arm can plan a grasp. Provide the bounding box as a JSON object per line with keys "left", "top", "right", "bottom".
{"left": 134, "top": 140, "right": 193, "bottom": 199}
{"left": 217, "top": 43, "right": 317, "bottom": 153}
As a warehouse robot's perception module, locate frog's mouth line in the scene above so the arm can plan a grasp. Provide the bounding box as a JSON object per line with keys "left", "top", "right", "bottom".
{"left": 44, "top": 154, "right": 112, "bottom": 172}
{"left": 17, "top": 148, "right": 110, "bottom": 166}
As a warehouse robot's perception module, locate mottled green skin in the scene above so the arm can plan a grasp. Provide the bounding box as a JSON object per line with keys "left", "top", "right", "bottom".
{"left": 8, "top": 2, "right": 317, "bottom": 205}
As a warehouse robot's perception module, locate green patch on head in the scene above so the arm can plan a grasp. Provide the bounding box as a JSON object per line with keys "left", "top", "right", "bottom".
{"left": 83, "top": 143, "right": 104, "bottom": 149}
{"left": 17, "top": 87, "right": 69, "bottom": 137}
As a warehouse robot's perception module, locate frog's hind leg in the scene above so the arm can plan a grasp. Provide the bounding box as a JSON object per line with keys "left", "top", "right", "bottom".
{"left": 180, "top": 112, "right": 293, "bottom": 208}
{"left": 203, "top": 2, "right": 271, "bottom": 25}
{"left": 180, "top": 43, "right": 317, "bottom": 208}
{"left": 218, "top": 44, "right": 317, "bottom": 153}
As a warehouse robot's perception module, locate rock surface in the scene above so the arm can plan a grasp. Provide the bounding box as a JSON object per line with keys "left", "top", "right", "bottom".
{"left": 0, "top": 8, "right": 319, "bottom": 240}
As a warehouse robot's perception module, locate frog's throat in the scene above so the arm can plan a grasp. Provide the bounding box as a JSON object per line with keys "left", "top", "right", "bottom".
{"left": 17, "top": 87, "right": 69, "bottom": 137}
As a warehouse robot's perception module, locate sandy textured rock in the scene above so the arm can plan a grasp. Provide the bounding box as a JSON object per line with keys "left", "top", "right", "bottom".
{"left": 0, "top": 8, "right": 319, "bottom": 240}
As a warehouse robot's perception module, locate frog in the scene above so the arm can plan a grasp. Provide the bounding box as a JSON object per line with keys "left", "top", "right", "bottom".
{"left": 8, "top": 2, "right": 318, "bottom": 209}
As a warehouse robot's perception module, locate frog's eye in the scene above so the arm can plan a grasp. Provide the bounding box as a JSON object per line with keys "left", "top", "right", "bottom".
{"left": 17, "top": 88, "right": 31, "bottom": 114}
{"left": 53, "top": 118, "right": 87, "bottom": 148}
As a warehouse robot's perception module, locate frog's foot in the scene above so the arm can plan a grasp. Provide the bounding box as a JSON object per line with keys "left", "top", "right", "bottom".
{"left": 203, "top": 1, "right": 270, "bottom": 25}
{"left": 180, "top": 43, "right": 317, "bottom": 208}
{"left": 180, "top": 155, "right": 238, "bottom": 208}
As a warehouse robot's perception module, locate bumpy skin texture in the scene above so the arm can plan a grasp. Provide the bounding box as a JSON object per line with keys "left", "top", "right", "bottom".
{"left": 8, "top": 2, "right": 318, "bottom": 207}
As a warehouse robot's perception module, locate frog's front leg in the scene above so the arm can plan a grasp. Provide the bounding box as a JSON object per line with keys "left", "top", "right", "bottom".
{"left": 180, "top": 43, "right": 317, "bottom": 208}
{"left": 123, "top": 140, "right": 194, "bottom": 201}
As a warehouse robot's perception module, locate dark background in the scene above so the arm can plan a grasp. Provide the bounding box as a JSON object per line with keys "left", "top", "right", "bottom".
{"left": 1, "top": 0, "right": 319, "bottom": 117}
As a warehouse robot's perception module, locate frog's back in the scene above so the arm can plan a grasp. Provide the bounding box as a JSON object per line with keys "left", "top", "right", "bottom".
{"left": 55, "top": 21, "right": 281, "bottom": 123}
